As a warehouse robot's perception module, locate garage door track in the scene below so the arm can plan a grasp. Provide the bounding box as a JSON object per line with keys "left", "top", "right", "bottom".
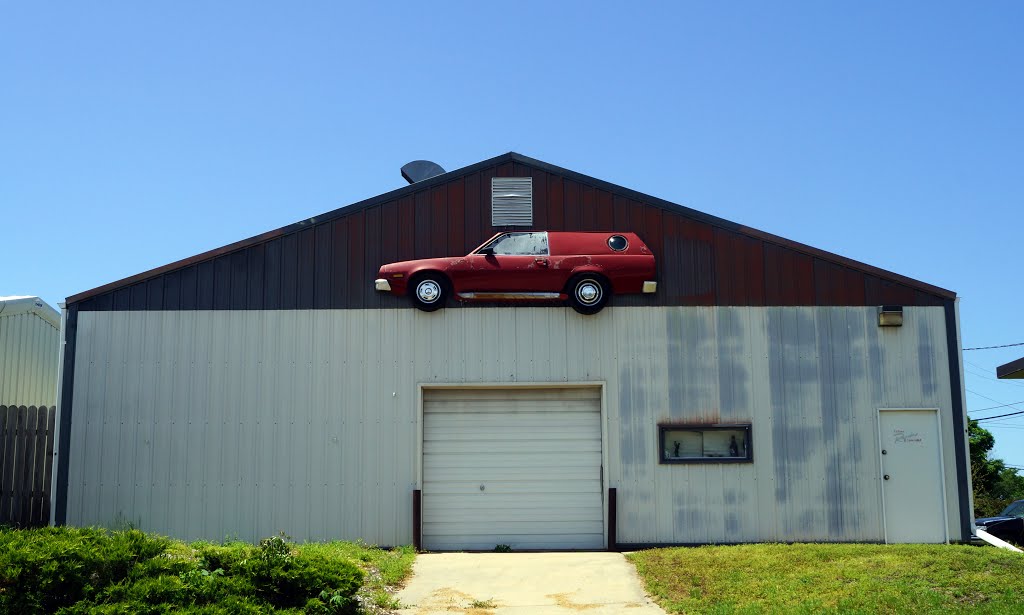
{"left": 395, "top": 552, "right": 666, "bottom": 614}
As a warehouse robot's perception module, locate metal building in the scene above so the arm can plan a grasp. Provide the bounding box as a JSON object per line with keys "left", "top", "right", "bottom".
{"left": 1, "top": 296, "right": 61, "bottom": 407}
{"left": 53, "top": 153, "right": 972, "bottom": 548}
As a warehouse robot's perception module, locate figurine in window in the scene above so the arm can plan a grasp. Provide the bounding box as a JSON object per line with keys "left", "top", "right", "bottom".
{"left": 729, "top": 435, "right": 739, "bottom": 457}
{"left": 672, "top": 441, "right": 681, "bottom": 458}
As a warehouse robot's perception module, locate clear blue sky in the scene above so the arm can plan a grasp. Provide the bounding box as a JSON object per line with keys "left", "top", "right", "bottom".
{"left": 3, "top": 3, "right": 1022, "bottom": 465}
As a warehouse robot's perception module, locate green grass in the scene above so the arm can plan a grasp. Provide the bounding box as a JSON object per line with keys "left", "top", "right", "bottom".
{"left": 0, "top": 527, "right": 415, "bottom": 614}
{"left": 628, "top": 543, "right": 1024, "bottom": 614}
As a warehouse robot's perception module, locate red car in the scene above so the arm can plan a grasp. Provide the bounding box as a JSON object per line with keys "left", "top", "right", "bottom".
{"left": 374, "top": 231, "right": 657, "bottom": 314}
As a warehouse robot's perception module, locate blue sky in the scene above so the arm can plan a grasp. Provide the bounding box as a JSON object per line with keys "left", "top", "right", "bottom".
{"left": 3, "top": 2, "right": 1022, "bottom": 464}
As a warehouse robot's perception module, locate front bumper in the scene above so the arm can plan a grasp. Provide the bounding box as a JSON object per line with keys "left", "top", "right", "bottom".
{"left": 642, "top": 281, "right": 657, "bottom": 293}
{"left": 374, "top": 279, "right": 392, "bottom": 292}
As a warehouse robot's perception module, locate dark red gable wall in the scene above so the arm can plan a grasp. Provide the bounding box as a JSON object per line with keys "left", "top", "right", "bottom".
{"left": 75, "top": 161, "right": 945, "bottom": 311}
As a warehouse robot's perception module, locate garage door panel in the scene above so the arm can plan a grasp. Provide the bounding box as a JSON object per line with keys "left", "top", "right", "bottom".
{"left": 425, "top": 440, "right": 600, "bottom": 454}
{"left": 427, "top": 534, "right": 605, "bottom": 551}
{"left": 423, "top": 479, "right": 603, "bottom": 495}
{"left": 422, "top": 387, "right": 603, "bottom": 551}
{"left": 424, "top": 506, "right": 604, "bottom": 524}
{"left": 425, "top": 401, "right": 599, "bottom": 414}
{"left": 423, "top": 465, "right": 599, "bottom": 481}
{"left": 421, "top": 491, "right": 598, "bottom": 511}
{"left": 425, "top": 426, "right": 600, "bottom": 441}
{"left": 423, "top": 452, "right": 601, "bottom": 469}
{"left": 424, "top": 388, "right": 600, "bottom": 403}
{"left": 425, "top": 520, "right": 605, "bottom": 536}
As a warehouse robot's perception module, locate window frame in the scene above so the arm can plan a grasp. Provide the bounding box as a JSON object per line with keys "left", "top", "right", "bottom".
{"left": 607, "top": 234, "right": 629, "bottom": 251}
{"left": 658, "top": 424, "right": 753, "bottom": 464}
{"left": 475, "top": 232, "right": 549, "bottom": 256}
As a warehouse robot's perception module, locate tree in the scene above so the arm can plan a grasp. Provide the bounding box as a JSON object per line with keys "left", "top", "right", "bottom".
{"left": 969, "top": 419, "right": 1024, "bottom": 517}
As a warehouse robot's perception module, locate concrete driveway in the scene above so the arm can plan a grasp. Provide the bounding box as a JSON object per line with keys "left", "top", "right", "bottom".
{"left": 395, "top": 552, "right": 667, "bottom": 614}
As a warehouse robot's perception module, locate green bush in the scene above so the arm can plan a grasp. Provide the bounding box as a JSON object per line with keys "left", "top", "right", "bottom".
{"left": 0, "top": 527, "right": 365, "bottom": 614}
{"left": 0, "top": 526, "right": 172, "bottom": 614}
{"left": 242, "top": 537, "right": 362, "bottom": 610}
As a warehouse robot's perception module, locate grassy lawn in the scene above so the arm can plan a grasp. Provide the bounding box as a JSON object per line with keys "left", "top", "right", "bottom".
{"left": 628, "top": 543, "right": 1024, "bottom": 614}
{"left": 0, "top": 526, "right": 415, "bottom": 614}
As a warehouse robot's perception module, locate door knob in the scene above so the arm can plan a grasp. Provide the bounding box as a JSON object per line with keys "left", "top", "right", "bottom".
{"left": 884, "top": 474, "right": 890, "bottom": 480}
{"left": 479, "top": 484, "right": 485, "bottom": 491}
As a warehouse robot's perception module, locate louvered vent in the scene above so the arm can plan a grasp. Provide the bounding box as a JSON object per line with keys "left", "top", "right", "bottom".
{"left": 491, "top": 177, "right": 533, "bottom": 226}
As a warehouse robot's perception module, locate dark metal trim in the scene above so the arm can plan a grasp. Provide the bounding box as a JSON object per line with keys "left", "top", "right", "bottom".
{"left": 996, "top": 356, "right": 1024, "bottom": 380}
{"left": 943, "top": 299, "right": 972, "bottom": 541}
{"left": 658, "top": 424, "right": 753, "bottom": 464}
{"left": 53, "top": 304, "right": 78, "bottom": 525}
{"left": 412, "top": 489, "right": 422, "bottom": 552}
{"left": 66, "top": 151, "right": 955, "bottom": 306}
{"left": 608, "top": 487, "right": 617, "bottom": 552}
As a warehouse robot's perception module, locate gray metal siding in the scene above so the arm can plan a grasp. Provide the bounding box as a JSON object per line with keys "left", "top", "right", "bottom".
{"left": 63, "top": 306, "right": 961, "bottom": 544}
{"left": 0, "top": 312, "right": 60, "bottom": 407}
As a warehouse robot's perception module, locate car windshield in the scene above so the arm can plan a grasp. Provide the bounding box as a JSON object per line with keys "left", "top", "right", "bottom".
{"left": 1000, "top": 501, "right": 1024, "bottom": 517}
{"left": 478, "top": 232, "right": 548, "bottom": 256}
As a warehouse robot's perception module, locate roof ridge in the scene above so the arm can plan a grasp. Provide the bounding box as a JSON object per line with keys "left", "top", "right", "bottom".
{"left": 66, "top": 152, "right": 954, "bottom": 304}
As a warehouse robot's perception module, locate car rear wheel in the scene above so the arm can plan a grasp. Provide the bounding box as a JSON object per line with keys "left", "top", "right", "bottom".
{"left": 566, "top": 274, "right": 609, "bottom": 315}
{"left": 410, "top": 273, "right": 448, "bottom": 312}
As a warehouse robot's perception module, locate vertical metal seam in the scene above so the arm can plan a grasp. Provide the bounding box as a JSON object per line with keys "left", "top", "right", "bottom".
{"left": 53, "top": 304, "right": 78, "bottom": 525}
{"left": 943, "top": 299, "right": 971, "bottom": 541}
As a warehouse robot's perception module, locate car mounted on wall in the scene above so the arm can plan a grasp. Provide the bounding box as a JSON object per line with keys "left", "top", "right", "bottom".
{"left": 374, "top": 231, "right": 657, "bottom": 314}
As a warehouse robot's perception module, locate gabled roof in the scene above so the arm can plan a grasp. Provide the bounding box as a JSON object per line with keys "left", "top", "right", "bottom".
{"left": 67, "top": 152, "right": 955, "bottom": 309}
{"left": 0, "top": 296, "right": 61, "bottom": 329}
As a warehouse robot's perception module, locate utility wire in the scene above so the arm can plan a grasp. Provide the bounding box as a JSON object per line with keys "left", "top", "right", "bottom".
{"left": 974, "top": 410, "right": 1024, "bottom": 422}
{"left": 964, "top": 342, "right": 1024, "bottom": 351}
{"left": 967, "top": 389, "right": 1024, "bottom": 414}
{"left": 971, "top": 400, "right": 1024, "bottom": 413}
{"left": 964, "top": 360, "right": 1024, "bottom": 388}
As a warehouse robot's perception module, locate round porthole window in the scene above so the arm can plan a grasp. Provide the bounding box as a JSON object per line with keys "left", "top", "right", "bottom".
{"left": 607, "top": 235, "right": 628, "bottom": 251}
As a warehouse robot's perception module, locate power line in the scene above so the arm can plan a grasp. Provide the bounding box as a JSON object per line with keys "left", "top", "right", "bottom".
{"left": 964, "top": 361, "right": 1024, "bottom": 388}
{"left": 975, "top": 410, "right": 1024, "bottom": 422}
{"left": 971, "top": 400, "right": 1024, "bottom": 413}
{"left": 967, "top": 389, "right": 1024, "bottom": 413}
{"left": 964, "top": 341, "right": 1024, "bottom": 351}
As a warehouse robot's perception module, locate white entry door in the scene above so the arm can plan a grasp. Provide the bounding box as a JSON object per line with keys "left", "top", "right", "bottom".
{"left": 878, "top": 409, "right": 948, "bottom": 543}
{"left": 422, "top": 387, "right": 604, "bottom": 551}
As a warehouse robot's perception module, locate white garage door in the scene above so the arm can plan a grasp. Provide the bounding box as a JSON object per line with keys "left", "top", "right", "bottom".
{"left": 422, "top": 387, "right": 604, "bottom": 551}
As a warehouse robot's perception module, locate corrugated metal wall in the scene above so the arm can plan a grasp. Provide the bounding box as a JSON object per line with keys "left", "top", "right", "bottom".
{"left": 65, "top": 306, "right": 960, "bottom": 544}
{"left": 0, "top": 313, "right": 60, "bottom": 407}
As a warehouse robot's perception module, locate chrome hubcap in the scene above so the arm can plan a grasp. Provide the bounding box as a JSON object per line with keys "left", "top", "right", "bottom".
{"left": 416, "top": 280, "right": 441, "bottom": 303}
{"left": 576, "top": 281, "right": 601, "bottom": 305}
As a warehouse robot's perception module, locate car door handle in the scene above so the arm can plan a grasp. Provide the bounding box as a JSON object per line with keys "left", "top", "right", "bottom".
{"left": 535, "top": 258, "right": 548, "bottom": 267}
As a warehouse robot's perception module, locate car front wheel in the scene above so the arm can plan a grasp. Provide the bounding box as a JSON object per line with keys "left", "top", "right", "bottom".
{"left": 410, "top": 273, "right": 448, "bottom": 312}
{"left": 567, "top": 274, "right": 609, "bottom": 315}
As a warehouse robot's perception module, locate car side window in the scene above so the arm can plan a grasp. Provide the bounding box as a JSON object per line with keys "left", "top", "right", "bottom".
{"left": 491, "top": 232, "right": 548, "bottom": 256}
{"left": 1003, "top": 501, "right": 1024, "bottom": 517}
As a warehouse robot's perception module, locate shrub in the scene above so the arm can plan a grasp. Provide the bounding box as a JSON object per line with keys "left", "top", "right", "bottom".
{"left": 0, "top": 526, "right": 172, "bottom": 614}
{"left": 242, "top": 538, "right": 363, "bottom": 609}
{"left": 0, "top": 528, "right": 366, "bottom": 614}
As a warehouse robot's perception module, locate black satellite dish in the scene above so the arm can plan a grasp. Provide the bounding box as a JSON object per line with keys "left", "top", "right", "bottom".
{"left": 401, "top": 160, "right": 446, "bottom": 184}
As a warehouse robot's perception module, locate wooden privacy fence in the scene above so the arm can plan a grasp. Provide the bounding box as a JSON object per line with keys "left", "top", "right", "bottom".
{"left": 0, "top": 405, "right": 56, "bottom": 527}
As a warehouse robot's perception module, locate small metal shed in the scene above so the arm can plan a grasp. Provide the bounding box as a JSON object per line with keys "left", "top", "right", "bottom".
{"left": 1, "top": 295, "right": 61, "bottom": 527}
{"left": 0, "top": 296, "right": 61, "bottom": 407}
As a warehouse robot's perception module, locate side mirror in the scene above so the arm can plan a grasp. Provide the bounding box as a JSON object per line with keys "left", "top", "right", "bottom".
{"left": 477, "top": 247, "right": 494, "bottom": 256}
